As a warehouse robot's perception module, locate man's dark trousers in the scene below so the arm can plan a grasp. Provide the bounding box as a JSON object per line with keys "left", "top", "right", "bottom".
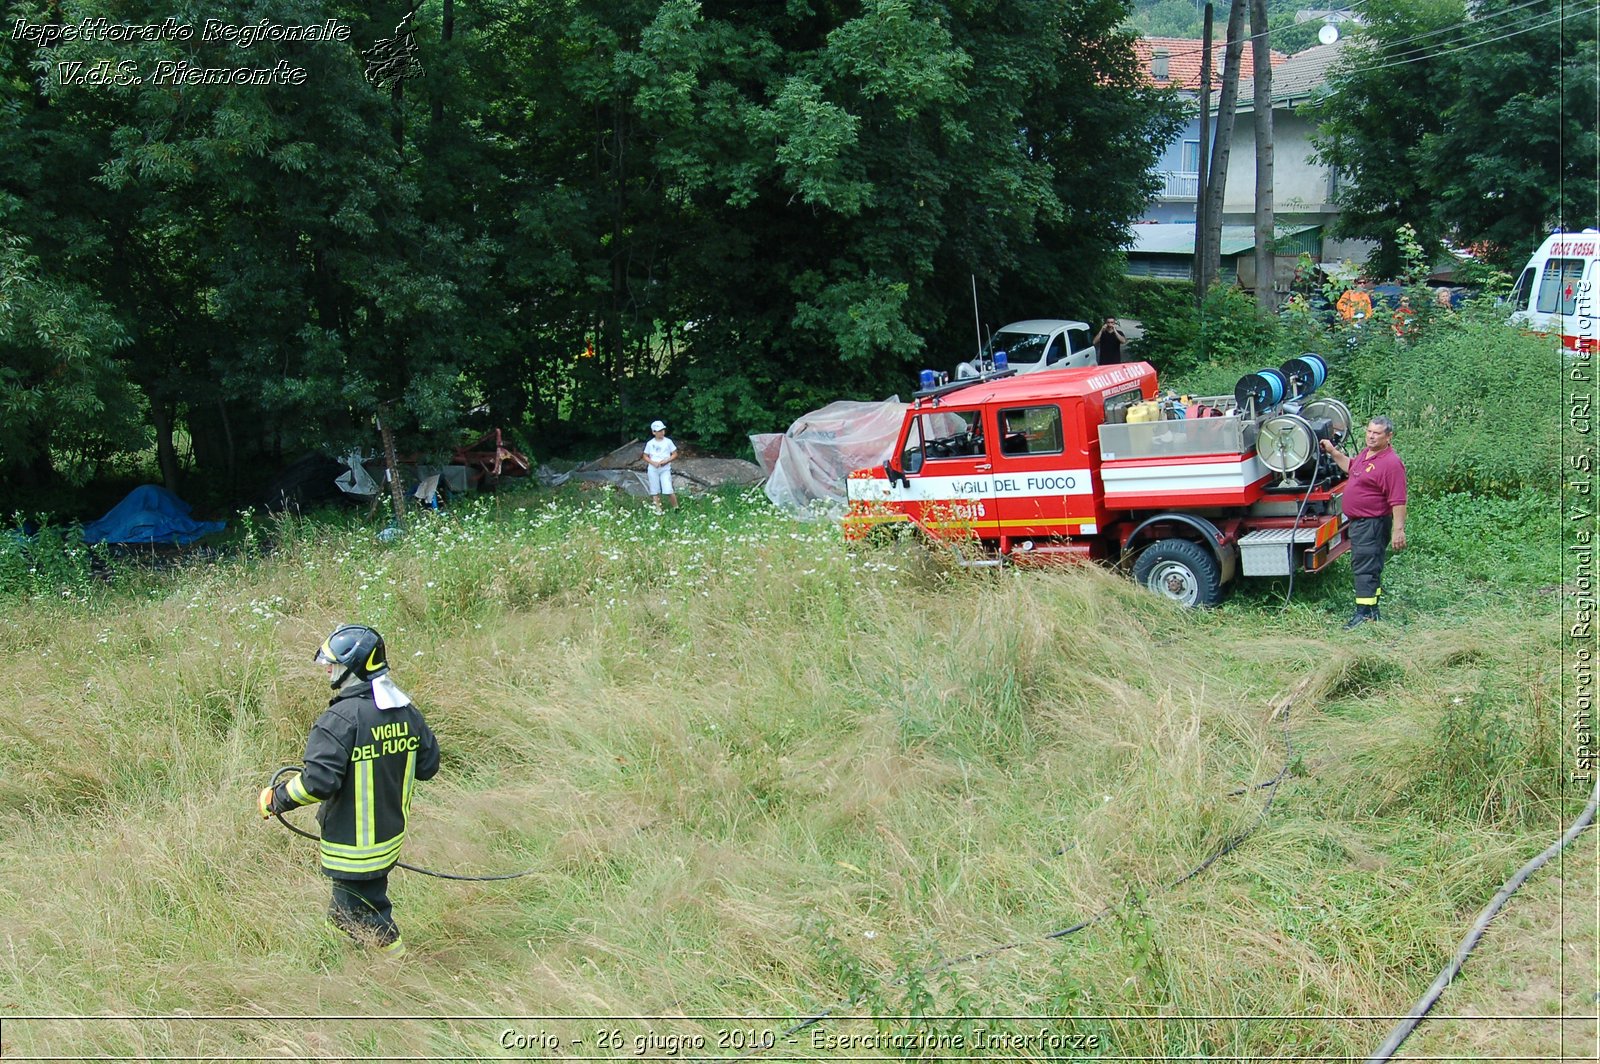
{"left": 1348, "top": 514, "right": 1392, "bottom": 608}
{"left": 330, "top": 874, "right": 400, "bottom": 945}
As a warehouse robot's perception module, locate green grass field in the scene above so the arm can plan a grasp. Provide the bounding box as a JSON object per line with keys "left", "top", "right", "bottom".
{"left": 0, "top": 320, "right": 1594, "bottom": 1060}
{"left": 0, "top": 480, "right": 1591, "bottom": 1060}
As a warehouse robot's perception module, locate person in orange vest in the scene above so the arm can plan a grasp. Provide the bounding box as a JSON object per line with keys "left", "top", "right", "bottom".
{"left": 1337, "top": 285, "right": 1373, "bottom": 323}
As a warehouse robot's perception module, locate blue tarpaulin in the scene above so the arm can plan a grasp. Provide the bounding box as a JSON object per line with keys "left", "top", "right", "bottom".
{"left": 81, "top": 485, "right": 226, "bottom": 545}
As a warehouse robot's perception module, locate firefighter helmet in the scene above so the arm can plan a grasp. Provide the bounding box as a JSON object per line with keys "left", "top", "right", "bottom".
{"left": 315, "top": 624, "right": 389, "bottom": 688}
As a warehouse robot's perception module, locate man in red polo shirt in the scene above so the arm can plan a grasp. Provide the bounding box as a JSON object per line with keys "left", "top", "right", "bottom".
{"left": 1320, "top": 417, "right": 1408, "bottom": 628}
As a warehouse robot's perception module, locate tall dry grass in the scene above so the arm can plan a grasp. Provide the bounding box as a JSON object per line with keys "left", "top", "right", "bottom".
{"left": 0, "top": 489, "right": 1578, "bottom": 1058}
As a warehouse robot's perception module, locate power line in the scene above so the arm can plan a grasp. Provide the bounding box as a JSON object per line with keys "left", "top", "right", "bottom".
{"left": 1358, "top": 1, "right": 1588, "bottom": 68}
{"left": 1147, "top": 0, "right": 1572, "bottom": 75}
{"left": 1343, "top": 3, "right": 1598, "bottom": 75}
{"left": 1362, "top": 0, "right": 1550, "bottom": 61}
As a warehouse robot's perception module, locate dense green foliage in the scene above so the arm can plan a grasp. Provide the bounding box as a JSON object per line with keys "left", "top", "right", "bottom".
{"left": 1, "top": 0, "right": 1182, "bottom": 508}
{"left": 1119, "top": 274, "right": 1191, "bottom": 325}
{"left": 1310, "top": 0, "right": 1598, "bottom": 271}
{"left": 1333, "top": 322, "right": 1560, "bottom": 497}
{"left": 1156, "top": 287, "right": 1563, "bottom": 500}
{"left": 1131, "top": 280, "right": 1277, "bottom": 374}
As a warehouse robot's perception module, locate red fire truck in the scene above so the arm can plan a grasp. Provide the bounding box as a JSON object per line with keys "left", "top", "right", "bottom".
{"left": 843, "top": 358, "right": 1355, "bottom": 606}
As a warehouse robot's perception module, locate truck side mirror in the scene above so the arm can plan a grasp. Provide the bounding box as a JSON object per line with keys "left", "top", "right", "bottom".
{"left": 884, "top": 461, "right": 908, "bottom": 488}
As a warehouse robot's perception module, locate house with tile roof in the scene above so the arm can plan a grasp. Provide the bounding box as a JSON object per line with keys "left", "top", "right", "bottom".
{"left": 1131, "top": 36, "right": 1283, "bottom": 94}
{"left": 1132, "top": 37, "right": 1286, "bottom": 224}
{"left": 1223, "top": 42, "right": 1370, "bottom": 260}
{"left": 1128, "top": 36, "right": 1374, "bottom": 291}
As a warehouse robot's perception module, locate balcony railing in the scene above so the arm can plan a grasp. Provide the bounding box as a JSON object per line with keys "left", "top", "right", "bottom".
{"left": 1156, "top": 170, "right": 1200, "bottom": 200}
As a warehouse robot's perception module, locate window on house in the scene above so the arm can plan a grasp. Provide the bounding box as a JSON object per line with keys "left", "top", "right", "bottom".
{"left": 1180, "top": 140, "right": 1200, "bottom": 173}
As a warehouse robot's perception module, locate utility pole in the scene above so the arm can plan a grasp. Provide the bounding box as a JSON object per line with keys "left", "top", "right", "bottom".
{"left": 1195, "top": 2, "right": 1213, "bottom": 305}
{"left": 1250, "top": 0, "right": 1275, "bottom": 312}
{"left": 1199, "top": 0, "right": 1246, "bottom": 296}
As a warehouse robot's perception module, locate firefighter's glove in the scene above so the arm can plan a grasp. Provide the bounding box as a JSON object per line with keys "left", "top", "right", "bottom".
{"left": 258, "top": 786, "right": 278, "bottom": 820}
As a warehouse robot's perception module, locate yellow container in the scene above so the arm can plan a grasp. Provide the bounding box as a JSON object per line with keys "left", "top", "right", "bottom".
{"left": 1126, "top": 400, "right": 1163, "bottom": 424}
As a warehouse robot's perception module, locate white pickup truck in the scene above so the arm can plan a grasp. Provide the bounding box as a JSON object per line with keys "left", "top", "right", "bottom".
{"left": 956, "top": 318, "right": 1098, "bottom": 379}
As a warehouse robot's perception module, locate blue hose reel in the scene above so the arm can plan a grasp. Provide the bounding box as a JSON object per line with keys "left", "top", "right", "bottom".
{"left": 1234, "top": 367, "right": 1287, "bottom": 411}
{"left": 1278, "top": 353, "right": 1327, "bottom": 398}
{"left": 1234, "top": 352, "right": 1328, "bottom": 412}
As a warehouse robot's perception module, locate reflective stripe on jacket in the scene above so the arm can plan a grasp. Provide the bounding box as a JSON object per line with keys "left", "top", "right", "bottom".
{"left": 282, "top": 680, "right": 440, "bottom": 880}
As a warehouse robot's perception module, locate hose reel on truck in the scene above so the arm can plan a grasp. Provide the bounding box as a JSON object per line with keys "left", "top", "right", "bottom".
{"left": 1257, "top": 411, "right": 1321, "bottom": 473}
{"left": 1124, "top": 353, "right": 1352, "bottom": 602}
{"left": 1244, "top": 354, "right": 1350, "bottom": 490}
{"left": 1254, "top": 399, "right": 1354, "bottom": 489}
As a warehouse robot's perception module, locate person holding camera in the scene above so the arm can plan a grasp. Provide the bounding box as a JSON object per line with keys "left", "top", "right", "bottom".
{"left": 1093, "top": 317, "right": 1126, "bottom": 365}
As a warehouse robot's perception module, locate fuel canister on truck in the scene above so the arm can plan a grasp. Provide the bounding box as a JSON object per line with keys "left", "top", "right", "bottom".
{"left": 843, "top": 356, "right": 1356, "bottom": 606}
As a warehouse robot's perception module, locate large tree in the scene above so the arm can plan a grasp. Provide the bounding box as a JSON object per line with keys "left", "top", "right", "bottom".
{"left": 398, "top": 0, "right": 1182, "bottom": 448}
{"left": 2, "top": 0, "right": 498, "bottom": 504}
{"left": 3, "top": 0, "right": 1183, "bottom": 506}
{"left": 537, "top": 0, "right": 1184, "bottom": 443}
{"left": 0, "top": 225, "right": 142, "bottom": 488}
{"left": 1312, "top": 0, "right": 1598, "bottom": 271}
{"left": 0, "top": 11, "right": 147, "bottom": 489}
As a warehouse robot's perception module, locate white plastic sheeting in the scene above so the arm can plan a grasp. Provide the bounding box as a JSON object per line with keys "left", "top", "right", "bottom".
{"left": 335, "top": 455, "right": 468, "bottom": 500}
{"left": 335, "top": 452, "right": 380, "bottom": 497}
{"left": 751, "top": 397, "right": 908, "bottom": 520}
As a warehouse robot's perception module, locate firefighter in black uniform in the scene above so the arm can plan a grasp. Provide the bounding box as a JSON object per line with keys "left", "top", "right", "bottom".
{"left": 259, "top": 624, "right": 440, "bottom": 956}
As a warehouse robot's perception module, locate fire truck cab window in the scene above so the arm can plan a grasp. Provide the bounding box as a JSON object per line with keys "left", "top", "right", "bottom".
{"left": 909, "top": 410, "right": 984, "bottom": 464}
{"left": 997, "top": 406, "right": 1062, "bottom": 456}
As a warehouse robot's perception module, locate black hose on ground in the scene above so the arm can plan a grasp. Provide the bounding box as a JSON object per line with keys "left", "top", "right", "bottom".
{"left": 1365, "top": 775, "right": 1600, "bottom": 1063}
{"left": 267, "top": 766, "right": 543, "bottom": 882}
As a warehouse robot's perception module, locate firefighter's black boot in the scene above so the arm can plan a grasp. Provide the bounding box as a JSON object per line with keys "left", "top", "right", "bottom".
{"left": 1343, "top": 604, "right": 1373, "bottom": 630}
{"left": 1369, "top": 604, "right": 1382, "bottom": 622}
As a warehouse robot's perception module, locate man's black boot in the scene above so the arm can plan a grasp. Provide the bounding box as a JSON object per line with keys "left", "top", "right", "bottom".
{"left": 1343, "top": 604, "right": 1372, "bottom": 630}
{"left": 1369, "top": 604, "right": 1381, "bottom": 622}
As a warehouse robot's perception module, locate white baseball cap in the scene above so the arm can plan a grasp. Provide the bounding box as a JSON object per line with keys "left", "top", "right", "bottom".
{"left": 650, "top": 420, "right": 666, "bottom": 432}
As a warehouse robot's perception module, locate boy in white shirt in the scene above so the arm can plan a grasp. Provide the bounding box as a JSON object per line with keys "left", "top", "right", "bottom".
{"left": 642, "top": 419, "right": 679, "bottom": 513}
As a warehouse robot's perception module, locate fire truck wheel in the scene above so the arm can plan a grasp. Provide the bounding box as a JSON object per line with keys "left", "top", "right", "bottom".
{"left": 1132, "top": 538, "right": 1224, "bottom": 608}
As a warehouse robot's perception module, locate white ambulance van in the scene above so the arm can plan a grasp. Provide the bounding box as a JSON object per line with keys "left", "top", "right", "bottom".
{"left": 1508, "top": 230, "right": 1600, "bottom": 352}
